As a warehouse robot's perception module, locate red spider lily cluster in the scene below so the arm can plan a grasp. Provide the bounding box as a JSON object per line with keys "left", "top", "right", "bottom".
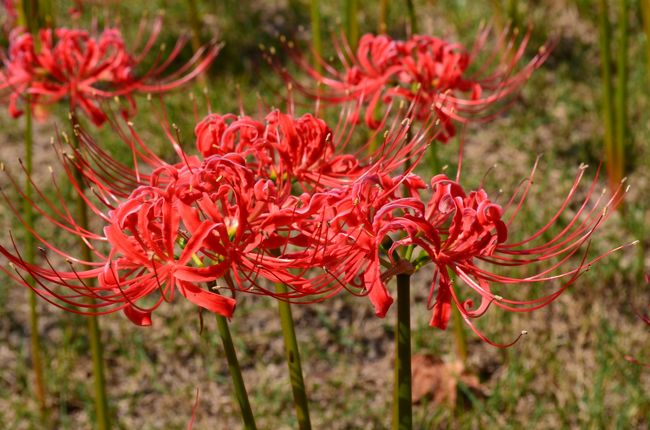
{"left": 0, "top": 18, "right": 219, "bottom": 125}
{"left": 0, "top": 95, "right": 629, "bottom": 344}
{"left": 0, "top": 16, "right": 630, "bottom": 345}
{"left": 279, "top": 28, "right": 552, "bottom": 142}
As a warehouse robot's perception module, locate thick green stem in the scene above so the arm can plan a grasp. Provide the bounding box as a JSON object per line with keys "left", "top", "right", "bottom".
{"left": 343, "top": 0, "right": 359, "bottom": 49}
{"left": 186, "top": 0, "right": 203, "bottom": 54}
{"left": 310, "top": 0, "right": 322, "bottom": 73}
{"left": 428, "top": 142, "right": 441, "bottom": 175}
{"left": 70, "top": 116, "right": 111, "bottom": 430}
{"left": 597, "top": 0, "right": 617, "bottom": 192}
{"left": 87, "top": 317, "right": 109, "bottom": 430}
{"left": 614, "top": 0, "right": 627, "bottom": 208}
{"left": 392, "top": 274, "right": 412, "bottom": 430}
{"left": 507, "top": 0, "right": 519, "bottom": 29}
{"left": 378, "top": 0, "right": 389, "bottom": 34}
{"left": 19, "top": 0, "right": 41, "bottom": 33}
{"left": 215, "top": 313, "right": 257, "bottom": 430}
{"left": 452, "top": 307, "right": 468, "bottom": 364}
{"left": 642, "top": 0, "right": 650, "bottom": 84}
{"left": 405, "top": 0, "right": 418, "bottom": 36}
{"left": 23, "top": 98, "right": 48, "bottom": 425}
{"left": 275, "top": 284, "right": 311, "bottom": 429}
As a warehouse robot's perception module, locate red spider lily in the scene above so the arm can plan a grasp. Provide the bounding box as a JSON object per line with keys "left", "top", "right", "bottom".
{"left": 278, "top": 27, "right": 552, "bottom": 142}
{"left": 406, "top": 162, "right": 631, "bottom": 346}
{"left": 0, "top": 141, "right": 374, "bottom": 325}
{"left": 191, "top": 104, "right": 436, "bottom": 190}
{"left": 0, "top": 145, "right": 632, "bottom": 338}
{"left": 0, "top": 19, "right": 220, "bottom": 125}
{"left": 194, "top": 110, "right": 364, "bottom": 187}
{"left": 63, "top": 97, "right": 436, "bottom": 203}
{"left": 284, "top": 161, "right": 629, "bottom": 346}
{"left": 0, "top": 153, "right": 246, "bottom": 325}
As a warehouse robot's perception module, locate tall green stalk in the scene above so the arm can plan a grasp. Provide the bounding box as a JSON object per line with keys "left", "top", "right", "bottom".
{"left": 507, "top": 0, "right": 519, "bottom": 29}
{"left": 18, "top": 1, "right": 48, "bottom": 424}
{"left": 186, "top": 0, "right": 203, "bottom": 55}
{"left": 275, "top": 283, "right": 311, "bottom": 430}
{"left": 343, "top": 0, "right": 359, "bottom": 49}
{"left": 405, "top": 0, "right": 418, "bottom": 36}
{"left": 23, "top": 97, "right": 48, "bottom": 425}
{"left": 378, "top": 0, "right": 389, "bottom": 34}
{"left": 19, "top": 0, "right": 42, "bottom": 32}
{"left": 310, "top": 0, "right": 322, "bottom": 73}
{"left": 214, "top": 313, "right": 257, "bottom": 430}
{"left": 392, "top": 273, "right": 412, "bottom": 430}
{"left": 642, "top": 0, "right": 650, "bottom": 84}
{"left": 70, "top": 117, "right": 111, "bottom": 430}
{"left": 614, "top": 0, "right": 627, "bottom": 201}
{"left": 597, "top": 0, "right": 617, "bottom": 191}
{"left": 451, "top": 307, "right": 468, "bottom": 364}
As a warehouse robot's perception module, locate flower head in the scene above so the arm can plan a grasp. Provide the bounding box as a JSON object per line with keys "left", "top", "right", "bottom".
{"left": 278, "top": 28, "right": 552, "bottom": 142}
{"left": 407, "top": 162, "right": 630, "bottom": 345}
{"left": 0, "top": 20, "right": 219, "bottom": 125}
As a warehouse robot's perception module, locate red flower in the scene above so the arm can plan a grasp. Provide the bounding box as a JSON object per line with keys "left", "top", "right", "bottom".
{"left": 280, "top": 29, "right": 552, "bottom": 142}
{"left": 192, "top": 108, "right": 431, "bottom": 191}
{"left": 0, "top": 20, "right": 219, "bottom": 125}
{"left": 410, "top": 163, "right": 630, "bottom": 346}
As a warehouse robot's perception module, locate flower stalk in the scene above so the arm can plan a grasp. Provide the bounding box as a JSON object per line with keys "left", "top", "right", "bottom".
{"left": 186, "top": 0, "right": 203, "bottom": 54}
{"left": 17, "top": 1, "right": 48, "bottom": 423}
{"left": 24, "top": 96, "right": 48, "bottom": 425}
{"left": 614, "top": 0, "right": 627, "bottom": 208}
{"left": 392, "top": 273, "right": 412, "bottom": 430}
{"left": 379, "top": 0, "right": 389, "bottom": 34}
{"left": 405, "top": 0, "right": 417, "bottom": 36}
{"left": 642, "top": 0, "right": 650, "bottom": 84}
{"left": 597, "top": 0, "right": 619, "bottom": 197}
{"left": 310, "top": 0, "right": 322, "bottom": 73}
{"left": 214, "top": 312, "right": 257, "bottom": 430}
{"left": 276, "top": 283, "right": 312, "bottom": 430}
{"left": 70, "top": 116, "right": 111, "bottom": 430}
{"left": 452, "top": 306, "right": 468, "bottom": 364}
{"left": 343, "top": 0, "right": 359, "bottom": 50}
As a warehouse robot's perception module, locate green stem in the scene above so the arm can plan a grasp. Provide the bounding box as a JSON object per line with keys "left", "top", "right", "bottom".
{"left": 405, "top": 0, "right": 418, "bottom": 36}
{"left": 23, "top": 97, "right": 48, "bottom": 425}
{"left": 392, "top": 273, "right": 412, "bottom": 430}
{"left": 614, "top": 0, "right": 627, "bottom": 209}
{"left": 19, "top": 0, "right": 41, "bottom": 33}
{"left": 215, "top": 313, "right": 257, "bottom": 430}
{"left": 87, "top": 317, "right": 109, "bottom": 430}
{"left": 597, "top": 0, "right": 617, "bottom": 192}
{"left": 70, "top": 115, "right": 111, "bottom": 430}
{"left": 310, "top": 0, "right": 322, "bottom": 73}
{"left": 40, "top": 0, "right": 54, "bottom": 28}
{"left": 186, "top": 0, "right": 203, "bottom": 54}
{"left": 507, "top": 0, "right": 519, "bottom": 29}
{"left": 452, "top": 306, "right": 468, "bottom": 364}
{"left": 343, "top": 0, "right": 359, "bottom": 49}
{"left": 428, "top": 142, "right": 441, "bottom": 174}
{"left": 275, "top": 284, "right": 312, "bottom": 429}
{"left": 378, "top": 0, "right": 389, "bottom": 34}
{"left": 642, "top": 0, "right": 650, "bottom": 84}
